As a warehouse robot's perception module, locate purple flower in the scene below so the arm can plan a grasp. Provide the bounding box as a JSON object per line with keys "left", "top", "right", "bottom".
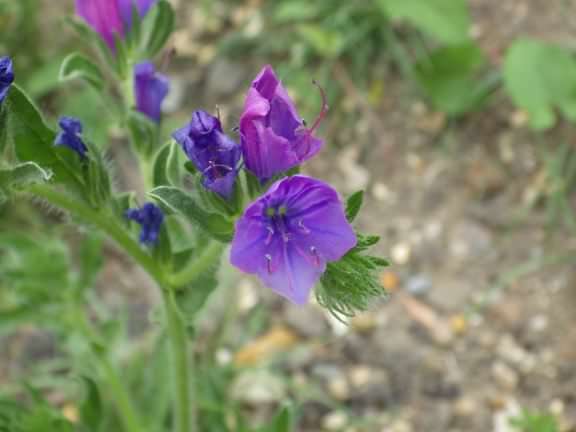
{"left": 54, "top": 116, "right": 88, "bottom": 159}
{"left": 0, "top": 56, "right": 14, "bottom": 105}
{"left": 230, "top": 175, "right": 356, "bottom": 304}
{"left": 172, "top": 110, "right": 241, "bottom": 199}
{"left": 134, "top": 61, "right": 169, "bottom": 123}
{"left": 125, "top": 202, "right": 164, "bottom": 245}
{"left": 75, "top": 0, "right": 157, "bottom": 50}
{"left": 239, "top": 65, "right": 327, "bottom": 182}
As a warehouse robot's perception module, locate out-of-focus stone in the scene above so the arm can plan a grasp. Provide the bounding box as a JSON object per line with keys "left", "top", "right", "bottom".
{"left": 491, "top": 362, "right": 519, "bottom": 391}
{"left": 231, "top": 370, "right": 286, "bottom": 404}
{"left": 285, "top": 304, "right": 328, "bottom": 338}
{"left": 322, "top": 411, "right": 348, "bottom": 430}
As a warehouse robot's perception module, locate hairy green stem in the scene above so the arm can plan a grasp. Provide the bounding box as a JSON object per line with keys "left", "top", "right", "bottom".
{"left": 28, "top": 185, "right": 166, "bottom": 287}
{"left": 169, "top": 241, "right": 224, "bottom": 288}
{"left": 163, "top": 288, "right": 195, "bottom": 432}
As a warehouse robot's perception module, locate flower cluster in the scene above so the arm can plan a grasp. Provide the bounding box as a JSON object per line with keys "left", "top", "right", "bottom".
{"left": 170, "top": 65, "right": 356, "bottom": 304}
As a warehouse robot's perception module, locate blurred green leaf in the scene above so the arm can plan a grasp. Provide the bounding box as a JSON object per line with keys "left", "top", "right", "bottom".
{"left": 140, "top": 0, "right": 175, "bottom": 58}
{"left": 60, "top": 52, "right": 105, "bottom": 92}
{"left": 415, "top": 43, "right": 497, "bottom": 115}
{"left": 79, "top": 377, "right": 104, "bottom": 431}
{"left": 511, "top": 410, "right": 559, "bottom": 432}
{"left": 297, "top": 25, "right": 344, "bottom": 58}
{"left": 378, "top": 0, "right": 471, "bottom": 44}
{"left": 503, "top": 39, "right": 576, "bottom": 130}
{"left": 274, "top": 2, "right": 322, "bottom": 23}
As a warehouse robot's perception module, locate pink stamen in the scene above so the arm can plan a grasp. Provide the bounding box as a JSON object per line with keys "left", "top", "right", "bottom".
{"left": 265, "top": 254, "right": 273, "bottom": 274}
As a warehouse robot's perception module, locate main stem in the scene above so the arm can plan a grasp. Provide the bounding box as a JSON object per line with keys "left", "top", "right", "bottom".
{"left": 163, "top": 289, "right": 194, "bottom": 432}
{"left": 28, "top": 185, "right": 214, "bottom": 432}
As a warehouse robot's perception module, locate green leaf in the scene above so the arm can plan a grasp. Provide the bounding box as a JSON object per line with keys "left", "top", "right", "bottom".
{"left": 378, "top": 0, "right": 471, "bottom": 44}
{"left": 503, "top": 39, "right": 576, "bottom": 130}
{"left": 510, "top": 410, "right": 559, "bottom": 432}
{"left": 346, "top": 190, "right": 364, "bottom": 222}
{"left": 297, "top": 25, "right": 344, "bottom": 58}
{"left": 274, "top": 2, "right": 321, "bottom": 22}
{"left": 149, "top": 186, "right": 234, "bottom": 242}
{"left": 6, "top": 84, "right": 85, "bottom": 192}
{"left": 0, "top": 105, "right": 8, "bottom": 155}
{"left": 127, "top": 110, "right": 158, "bottom": 158}
{"left": 140, "top": 0, "right": 175, "bottom": 58}
{"left": 317, "top": 233, "right": 389, "bottom": 321}
{"left": 59, "top": 52, "right": 105, "bottom": 92}
{"left": 79, "top": 377, "right": 104, "bottom": 431}
{"left": 153, "top": 141, "right": 182, "bottom": 187}
{"left": 264, "top": 404, "right": 296, "bottom": 432}
{"left": 176, "top": 256, "right": 219, "bottom": 322}
{"left": 0, "top": 162, "right": 52, "bottom": 192}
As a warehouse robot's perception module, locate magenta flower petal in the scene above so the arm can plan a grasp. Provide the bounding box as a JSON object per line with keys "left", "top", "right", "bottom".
{"left": 239, "top": 65, "right": 326, "bottom": 182}
{"left": 75, "top": 0, "right": 125, "bottom": 50}
{"left": 230, "top": 175, "right": 356, "bottom": 304}
{"left": 134, "top": 61, "right": 169, "bottom": 123}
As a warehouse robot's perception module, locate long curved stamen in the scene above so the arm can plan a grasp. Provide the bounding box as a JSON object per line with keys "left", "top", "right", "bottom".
{"left": 299, "top": 80, "right": 329, "bottom": 156}
{"left": 265, "top": 254, "right": 273, "bottom": 274}
{"left": 307, "top": 80, "right": 329, "bottom": 135}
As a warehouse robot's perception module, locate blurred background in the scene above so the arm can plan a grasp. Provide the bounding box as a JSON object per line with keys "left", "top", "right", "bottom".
{"left": 2, "top": 0, "right": 576, "bottom": 431}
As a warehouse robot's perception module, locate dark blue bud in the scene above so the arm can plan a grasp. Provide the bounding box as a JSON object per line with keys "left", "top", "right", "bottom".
{"left": 125, "top": 202, "right": 164, "bottom": 246}
{"left": 54, "top": 116, "right": 88, "bottom": 159}
{"left": 172, "top": 110, "right": 241, "bottom": 199}
{"left": 0, "top": 56, "right": 14, "bottom": 105}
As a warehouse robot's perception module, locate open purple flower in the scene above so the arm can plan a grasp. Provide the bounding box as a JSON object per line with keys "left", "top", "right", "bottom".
{"left": 0, "top": 56, "right": 14, "bottom": 105}
{"left": 239, "top": 65, "right": 327, "bottom": 182}
{"left": 75, "top": 0, "right": 157, "bottom": 50}
{"left": 54, "top": 116, "right": 88, "bottom": 159}
{"left": 172, "top": 110, "right": 241, "bottom": 199}
{"left": 125, "top": 202, "right": 164, "bottom": 245}
{"left": 230, "top": 175, "right": 356, "bottom": 304}
{"left": 134, "top": 61, "right": 169, "bottom": 123}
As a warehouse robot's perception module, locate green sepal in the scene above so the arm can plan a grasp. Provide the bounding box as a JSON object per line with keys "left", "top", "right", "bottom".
{"left": 153, "top": 140, "right": 182, "bottom": 187}
{"left": 140, "top": 0, "right": 175, "bottom": 58}
{"left": 149, "top": 186, "right": 234, "bottom": 243}
{"left": 127, "top": 110, "right": 158, "bottom": 159}
{"left": 345, "top": 190, "right": 364, "bottom": 222}
{"left": 317, "top": 233, "right": 390, "bottom": 322}
{"left": 59, "top": 52, "right": 105, "bottom": 92}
